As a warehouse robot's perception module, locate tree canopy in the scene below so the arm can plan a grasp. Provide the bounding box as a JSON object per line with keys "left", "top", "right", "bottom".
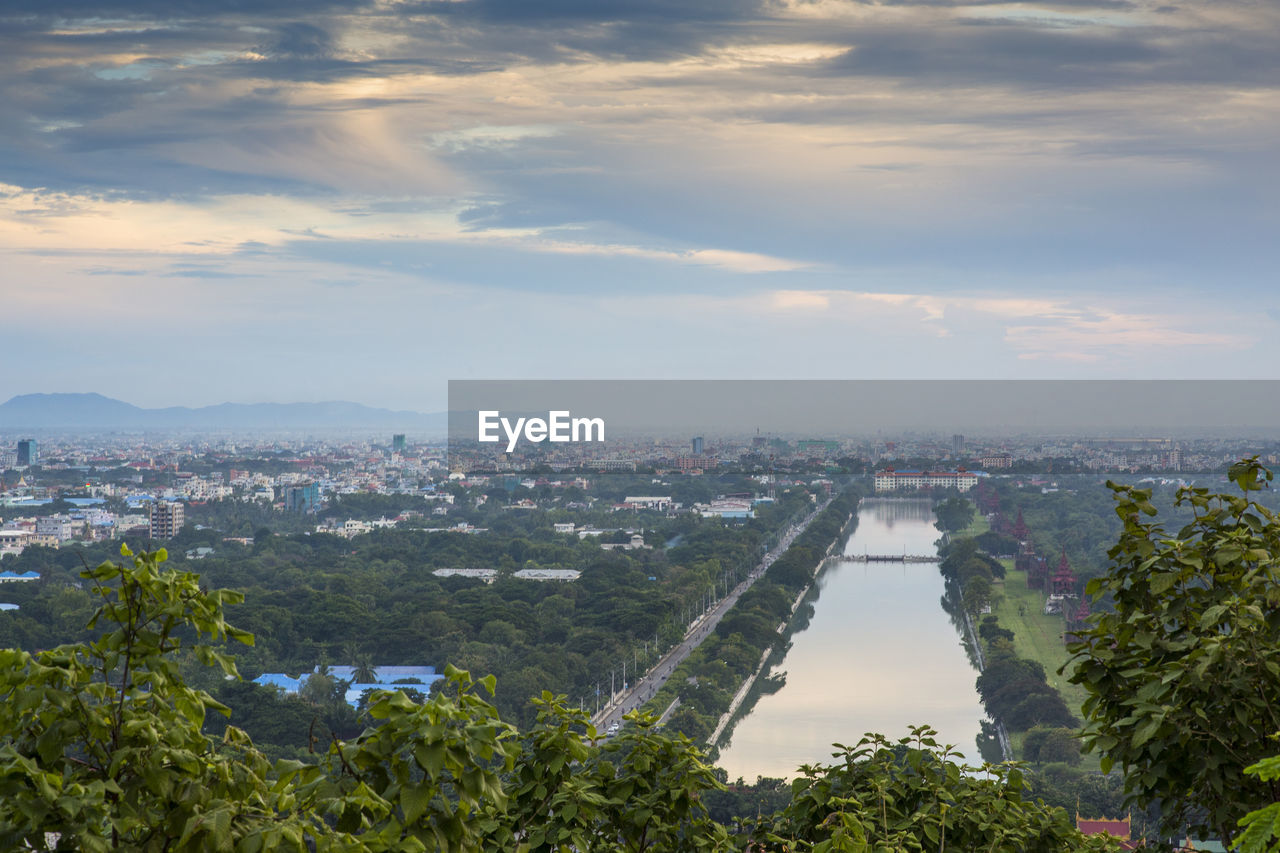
{"left": 0, "top": 546, "right": 1116, "bottom": 851}
{"left": 1066, "top": 458, "right": 1280, "bottom": 845}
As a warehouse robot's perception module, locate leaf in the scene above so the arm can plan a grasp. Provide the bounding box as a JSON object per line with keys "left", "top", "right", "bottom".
{"left": 402, "top": 784, "right": 432, "bottom": 825}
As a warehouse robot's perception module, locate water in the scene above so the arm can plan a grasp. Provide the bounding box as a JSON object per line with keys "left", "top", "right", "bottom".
{"left": 715, "top": 498, "right": 986, "bottom": 781}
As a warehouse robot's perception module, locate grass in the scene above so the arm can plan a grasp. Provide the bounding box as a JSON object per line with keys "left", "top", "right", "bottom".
{"left": 991, "top": 558, "right": 1100, "bottom": 768}
{"left": 990, "top": 559, "right": 1087, "bottom": 711}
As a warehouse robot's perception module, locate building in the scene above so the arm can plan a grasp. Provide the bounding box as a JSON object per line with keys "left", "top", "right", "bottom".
{"left": 393, "top": 434, "right": 406, "bottom": 453}
{"left": 591, "top": 459, "right": 636, "bottom": 472}
{"left": 796, "top": 440, "right": 839, "bottom": 454}
{"left": 35, "top": 516, "right": 73, "bottom": 542}
{"left": 0, "top": 530, "right": 33, "bottom": 554}
{"left": 253, "top": 665, "right": 444, "bottom": 708}
{"left": 979, "top": 453, "right": 1014, "bottom": 469}
{"left": 691, "top": 436, "right": 704, "bottom": 455}
{"left": 148, "top": 501, "right": 185, "bottom": 540}
{"left": 622, "top": 496, "right": 674, "bottom": 511}
{"left": 1076, "top": 815, "right": 1139, "bottom": 849}
{"left": 697, "top": 499, "right": 755, "bottom": 519}
{"left": 952, "top": 434, "right": 964, "bottom": 455}
{"left": 283, "top": 482, "right": 321, "bottom": 512}
{"left": 16, "top": 439, "right": 37, "bottom": 467}
{"left": 873, "top": 468, "right": 978, "bottom": 493}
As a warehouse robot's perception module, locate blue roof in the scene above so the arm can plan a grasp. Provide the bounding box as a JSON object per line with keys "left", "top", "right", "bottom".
{"left": 253, "top": 666, "right": 443, "bottom": 707}
{"left": 342, "top": 680, "right": 441, "bottom": 706}
{"left": 252, "top": 673, "right": 303, "bottom": 692}
{"left": 0, "top": 571, "right": 40, "bottom": 581}
{"left": 326, "top": 665, "right": 438, "bottom": 681}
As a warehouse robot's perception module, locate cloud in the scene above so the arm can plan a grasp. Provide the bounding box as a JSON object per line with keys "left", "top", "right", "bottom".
{"left": 263, "top": 23, "right": 335, "bottom": 59}
{"left": 1, "top": 0, "right": 1278, "bottom": 402}
{"left": 1003, "top": 307, "right": 1247, "bottom": 362}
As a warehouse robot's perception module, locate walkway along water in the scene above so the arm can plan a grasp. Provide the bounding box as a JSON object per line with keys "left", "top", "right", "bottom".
{"left": 591, "top": 496, "right": 837, "bottom": 733}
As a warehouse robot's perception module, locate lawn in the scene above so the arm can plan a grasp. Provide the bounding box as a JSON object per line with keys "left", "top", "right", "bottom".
{"left": 990, "top": 559, "right": 1088, "bottom": 712}
{"left": 955, "top": 513, "right": 990, "bottom": 538}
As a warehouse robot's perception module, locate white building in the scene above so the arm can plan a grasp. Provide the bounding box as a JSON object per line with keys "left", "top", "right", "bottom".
{"left": 874, "top": 468, "right": 978, "bottom": 493}
{"left": 622, "top": 496, "right": 674, "bottom": 511}
{"left": 0, "top": 529, "right": 33, "bottom": 554}
{"left": 36, "top": 516, "right": 74, "bottom": 542}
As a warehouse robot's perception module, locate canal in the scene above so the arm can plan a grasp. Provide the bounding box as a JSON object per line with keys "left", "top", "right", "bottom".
{"left": 714, "top": 497, "right": 986, "bottom": 781}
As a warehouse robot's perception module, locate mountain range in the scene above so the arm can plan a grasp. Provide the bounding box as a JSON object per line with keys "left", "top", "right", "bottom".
{"left": 0, "top": 393, "right": 445, "bottom": 432}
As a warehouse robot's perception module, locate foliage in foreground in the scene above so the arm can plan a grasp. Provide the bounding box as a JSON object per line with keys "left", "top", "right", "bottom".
{"left": 1066, "top": 458, "right": 1280, "bottom": 846}
{"left": 0, "top": 546, "right": 1113, "bottom": 851}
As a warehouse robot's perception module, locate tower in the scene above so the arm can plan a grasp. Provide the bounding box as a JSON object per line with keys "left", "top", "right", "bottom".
{"left": 16, "top": 439, "right": 37, "bottom": 467}
{"left": 1052, "top": 550, "right": 1077, "bottom": 597}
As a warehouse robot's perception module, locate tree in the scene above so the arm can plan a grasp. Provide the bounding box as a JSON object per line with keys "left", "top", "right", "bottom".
{"left": 1065, "top": 459, "right": 1280, "bottom": 844}
{"left": 0, "top": 544, "right": 1121, "bottom": 852}
{"left": 351, "top": 654, "right": 378, "bottom": 685}
{"left": 754, "top": 726, "right": 1120, "bottom": 851}
{"left": 934, "top": 496, "right": 976, "bottom": 533}
{"left": 0, "top": 545, "right": 323, "bottom": 850}
{"left": 962, "top": 574, "right": 992, "bottom": 613}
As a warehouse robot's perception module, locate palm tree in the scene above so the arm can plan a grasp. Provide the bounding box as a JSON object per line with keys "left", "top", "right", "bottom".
{"left": 351, "top": 653, "right": 377, "bottom": 685}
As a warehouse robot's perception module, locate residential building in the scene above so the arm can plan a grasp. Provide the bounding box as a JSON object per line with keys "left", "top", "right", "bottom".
{"left": 148, "top": 501, "right": 185, "bottom": 540}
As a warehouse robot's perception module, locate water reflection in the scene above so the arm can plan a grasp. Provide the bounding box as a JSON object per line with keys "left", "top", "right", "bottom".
{"left": 861, "top": 497, "right": 937, "bottom": 527}
{"left": 715, "top": 499, "right": 985, "bottom": 781}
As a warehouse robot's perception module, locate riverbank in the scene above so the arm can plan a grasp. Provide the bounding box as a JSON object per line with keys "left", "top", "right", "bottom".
{"left": 626, "top": 488, "right": 863, "bottom": 751}
{"left": 707, "top": 508, "right": 860, "bottom": 752}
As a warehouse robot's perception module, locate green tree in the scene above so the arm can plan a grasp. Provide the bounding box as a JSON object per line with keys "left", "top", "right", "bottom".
{"left": 1066, "top": 459, "right": 1280, "bottom": 844}
{"left": 0, "top": 546, "right": 323, "bottom": 850}
{"left": 934, "top": 496, "right": 976, "bottom": 533}
{"left": 351, "top": 654, "right": 378, "bottom": 685}
{"left": 754, "top": 725, "right": 1119, "bottom": 851}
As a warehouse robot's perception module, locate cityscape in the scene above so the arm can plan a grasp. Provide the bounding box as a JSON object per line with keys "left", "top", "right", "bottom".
{"left": 2, "top": 0, "right": 1278, "bottom": 847}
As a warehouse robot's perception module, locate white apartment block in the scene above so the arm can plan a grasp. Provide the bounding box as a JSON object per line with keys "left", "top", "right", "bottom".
{"left": 874, "top": 469, "right": 979, "bottom": 493}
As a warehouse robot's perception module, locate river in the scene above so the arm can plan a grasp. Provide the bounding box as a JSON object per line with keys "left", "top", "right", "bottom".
{"left": 714, "top": 498, "right": 986, "bottom": 781}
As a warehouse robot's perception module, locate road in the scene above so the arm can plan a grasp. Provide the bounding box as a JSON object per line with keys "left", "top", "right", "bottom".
{"left": 593, "top": 497, "right": 835, "bottom": 733}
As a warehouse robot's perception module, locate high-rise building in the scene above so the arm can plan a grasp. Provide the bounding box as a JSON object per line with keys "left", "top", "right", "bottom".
{"left": 16, "top": 439, "right": 37, "bottom": 467}
{"left": 149, "top": 501, "right": 185, "bottom": 540}
{"left": 952, "top": 434, "right": 964, "bottom": 456}
{"left": 283, "top": 482, "right": 321, "bottom": 512}
{"left": 691, "top": 436, "right": 704, "bottom": 456}
{"left": 392, "top": 434, "right": 407, "bottom": 453}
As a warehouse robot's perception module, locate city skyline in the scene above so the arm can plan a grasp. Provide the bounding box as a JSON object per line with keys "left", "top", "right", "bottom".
{"left": 2, "top": 1, "right": 1278, "bottom": 410}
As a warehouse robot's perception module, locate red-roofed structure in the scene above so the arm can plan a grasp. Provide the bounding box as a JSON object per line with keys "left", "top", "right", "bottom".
{"left": 1013, "top": 509, "right": 1028, "bottom": 542}
{"left": 1052, "top": 549, "right": 1077, "bottom": 596}
{"left": 1077, "top": 814, "right": 1140, "bottom": 849}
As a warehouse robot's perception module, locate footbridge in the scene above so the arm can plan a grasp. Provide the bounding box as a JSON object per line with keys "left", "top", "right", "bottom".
{"left": 831, "top": 553, "right": 940, "bottom": 564}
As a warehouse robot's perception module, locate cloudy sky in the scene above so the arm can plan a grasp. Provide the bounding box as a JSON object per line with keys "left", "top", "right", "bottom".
{"left": 2, "top": 0, "right": 1277, "bottom": 410}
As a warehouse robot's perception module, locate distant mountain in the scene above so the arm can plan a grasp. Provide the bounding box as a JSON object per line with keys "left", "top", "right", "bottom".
{"left": 0, "top": 393, "right": 445, "bottom": 433}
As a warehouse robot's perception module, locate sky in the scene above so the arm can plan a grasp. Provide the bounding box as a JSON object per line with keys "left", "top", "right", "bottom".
{"left": 2, "top": 0, "right": 1277, "bottom": 411}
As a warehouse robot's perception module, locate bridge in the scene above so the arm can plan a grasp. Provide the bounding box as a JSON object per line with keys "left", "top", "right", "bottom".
{"left": 831, "top": 553, "right": 940, "bottom": 564}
